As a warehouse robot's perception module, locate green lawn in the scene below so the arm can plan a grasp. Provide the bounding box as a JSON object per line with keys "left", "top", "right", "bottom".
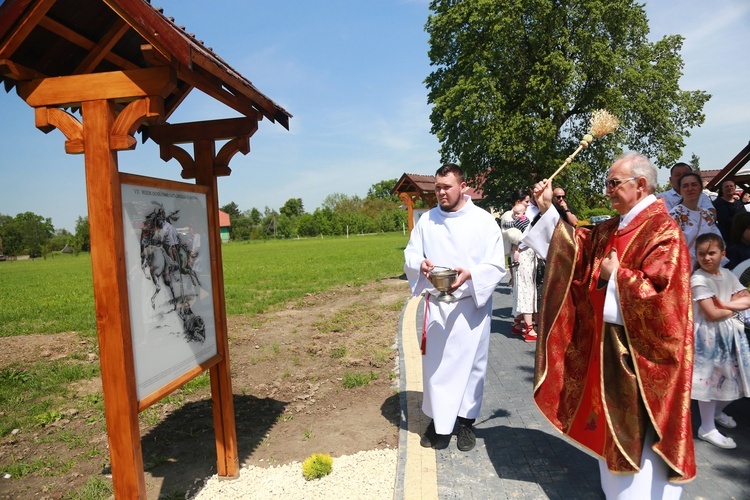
{"left": 0, "top": 232, "right": 409, "bottom": 338}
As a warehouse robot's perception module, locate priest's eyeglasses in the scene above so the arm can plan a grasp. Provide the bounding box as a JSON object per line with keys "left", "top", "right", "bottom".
{"left": 605, "top": 177, "right": 636, "bottom": 190}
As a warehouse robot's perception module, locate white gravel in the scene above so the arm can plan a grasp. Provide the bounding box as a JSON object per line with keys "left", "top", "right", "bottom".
{"left": 189, "top": 448, "right": 397, "bottom": 499}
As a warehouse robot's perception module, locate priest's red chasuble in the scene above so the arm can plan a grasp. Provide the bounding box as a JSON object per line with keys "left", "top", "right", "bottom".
{"left": 534, "top": 199, "right": 696, "bottom": 483}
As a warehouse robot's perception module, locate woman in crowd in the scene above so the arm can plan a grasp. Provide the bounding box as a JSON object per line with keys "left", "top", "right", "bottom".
{"left": 669, "top": 172, "right": 723, "bottom": 266}
{"left": 499, "top": 188, "right": 529, "bottom": 309}
{"left": 713, "top": 179, "right": 745, "bottom": 242}
{"left": 503, "top": 188, "right": 537, "bottom": 342}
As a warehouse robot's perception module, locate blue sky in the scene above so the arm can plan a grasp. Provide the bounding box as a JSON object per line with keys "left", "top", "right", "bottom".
{"left": 0, "top": 0, "right": 748, "bottom": 232}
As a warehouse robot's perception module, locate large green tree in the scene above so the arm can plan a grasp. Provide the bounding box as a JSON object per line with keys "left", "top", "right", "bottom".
{"left": 425, "top": 0, "right": 710, "bottom": 205}
{"left": 0, "top": 211, "right": 54, "bottom": 256}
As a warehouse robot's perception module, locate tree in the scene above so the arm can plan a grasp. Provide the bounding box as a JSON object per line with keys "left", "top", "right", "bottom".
{"left": 48, "top": 228, "right": 72, "bottom": 252}
{"left": 247, "top": 207, "right": 262, "bottom": 225}
{"left": 220, "top": 202, "right": 242, "bottom": 221}
{"left": 689, "top": 153, "right": 700, "bottom": 171}
{"left": 72, "top": 216, "right": 90, "bottom": 253}
{"left": 261, "top": 207, "right": 280, "bottom": 237}
{"left": 15, "top": 211, "right": 54, "bottom": 257}
{"left": 0, "top": 213, "right": 22, "bottom": 255}
{"left": 367, "top": 179, "right": 399, "bottom": 202}
{"left": 280, "top": 198, "right": 304, "bottom": 218}
{"left": 425, "top": 0, "right": 710, "bottom": 203}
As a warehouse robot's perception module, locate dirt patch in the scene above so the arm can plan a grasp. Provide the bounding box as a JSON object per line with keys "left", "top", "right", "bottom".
{"left": 0, "top": 277, "right": 411, "bottom": 499}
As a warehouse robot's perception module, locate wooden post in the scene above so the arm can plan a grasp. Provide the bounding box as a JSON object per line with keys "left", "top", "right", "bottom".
{"left": 194, "top": 138, "right": 239, "bottom": 477}
{"left": 399, "top": 192, "right": 415, "bottom": 233}
{"left": 81, "top": 99, "right": 146, "bottom": 498}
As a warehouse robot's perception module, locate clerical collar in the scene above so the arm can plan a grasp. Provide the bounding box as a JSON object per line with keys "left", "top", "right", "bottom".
{"left": 618, "top": 194, "right": 657, "bottom": 230}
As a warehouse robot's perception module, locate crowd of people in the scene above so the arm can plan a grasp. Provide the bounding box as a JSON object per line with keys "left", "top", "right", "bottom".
{"left": 404, "top": 155, "right": 750, "bottom": 499}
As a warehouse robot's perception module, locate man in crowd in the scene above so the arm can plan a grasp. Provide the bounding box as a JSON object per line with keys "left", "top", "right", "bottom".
{"left": 404, "top": 163, "right": 506, "bottom": 451}
{"left": 523, "top": 152, "right": 695, "bottom": 498}
{"left": 657, "top": 162, "right": 716, "bottom": 218}
{"left": 552, "top": 187, "right": 579, "bottom": 226}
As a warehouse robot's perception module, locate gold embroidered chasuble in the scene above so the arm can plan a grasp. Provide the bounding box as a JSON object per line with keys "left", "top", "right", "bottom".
{"left": 533, "top": 199, "right": 696, "bottom": 483}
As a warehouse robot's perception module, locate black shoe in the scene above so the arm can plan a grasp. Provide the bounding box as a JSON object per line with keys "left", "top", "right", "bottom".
{"left": 432, "top": 432, "right": 451, "bottom": 450}
{"left": 457, "top": 424, "right": 476, "bottom": 452}
{"left": 420, "top": 420, "right": 436, "bottom": 448}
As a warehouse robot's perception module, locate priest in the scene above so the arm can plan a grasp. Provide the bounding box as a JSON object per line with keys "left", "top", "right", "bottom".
{"left": 523, "top": 152, "right": 695, "bottom": 498}
{"left": 404, "top": 163, "right": 506, "bottom": 452}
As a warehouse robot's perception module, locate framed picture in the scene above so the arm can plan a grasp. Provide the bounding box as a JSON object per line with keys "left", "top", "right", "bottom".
{"left": 120, "top": 173, "right": 218, "bottom": 402}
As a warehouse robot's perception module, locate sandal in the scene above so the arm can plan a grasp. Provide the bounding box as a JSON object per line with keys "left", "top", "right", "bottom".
{"left": 521, "top": 323, "right": 537, "bottom": 343}
{"left": 512, "top": 318, "right": 524, "bottom": 335}
{"left": 716, "top": 412, "right": 737, "bottom": 429}
{"left": 698, "top": 427, "right": 736, "bottom": 449}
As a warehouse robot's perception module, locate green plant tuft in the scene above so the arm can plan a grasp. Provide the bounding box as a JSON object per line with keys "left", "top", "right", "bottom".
{"left": 301, "top": 453, "right": 333, "bottom": 481}
{"left": 342, "top": 371, "right": 378, "bottom": 388}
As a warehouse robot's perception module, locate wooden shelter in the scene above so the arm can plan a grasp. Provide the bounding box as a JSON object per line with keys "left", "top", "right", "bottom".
{"left": 705, "top": 141, "right": 750, "bottom": 191}
{"left": 392, "top": 172, "right": 484, "bottom": 232}
{"left": 0, "top": 0, "right": 291, "bottom": 497}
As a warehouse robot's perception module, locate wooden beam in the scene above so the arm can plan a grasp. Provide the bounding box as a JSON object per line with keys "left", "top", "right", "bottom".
{"left": 74, "top": 19, "right": 131, "bottom": 74}
{"left": 0, "top": 58, "right": 46, "bottom": 80}
{"left": 37, "top": 16, "right": 138, "bottom": 70}
{"left": 0, "top": 0, "right": 55, "bottom": 59}
{"left": 175, "top": 62, "right": 256, "bottom": 119}
{"left": 190, "top": 49, "right": 290, "bottom": 130}
{"left": 103, "top": 0, "right": 192, "bottom": 69}
{"left": 18, "top": 67, "right": 176, "bottom": 107}
{"left": 110, "top": 96, "right": 163, "bottom": 151}
{"left": 193, "top": 139, "right": 239, "bottom": 478}
{"left": 149, "top": 116, "right": 259, "bottom": 145}
{"left": 81, "top": 99, "right": 146, "bottom": 498}
{"left": 158, "top": 143, "right": 195, "bottom": 179}
{"left": 35, "top": 107, "right": 84, "bottom": 154}
{"left": 214, "top": 136, "right": 252, "bottom": 177}
{"left": 140, "top": 43, "right": 171, "bottom": 67}
{"left": 707, "top": 141, "right": 750, "bottom": 190}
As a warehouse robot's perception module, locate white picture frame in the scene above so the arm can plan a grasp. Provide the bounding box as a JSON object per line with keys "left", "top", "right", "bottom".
{"left": 120, "top": 174, "right": 218, "bottom": 401}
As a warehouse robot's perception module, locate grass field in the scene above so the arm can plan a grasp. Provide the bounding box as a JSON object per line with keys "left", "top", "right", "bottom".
{"left": 0, "top": 232, "right": 409, "bottom": 338}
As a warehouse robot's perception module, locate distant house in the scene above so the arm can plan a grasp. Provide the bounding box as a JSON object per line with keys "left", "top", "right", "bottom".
{"left": 218, "top": 210, "right": 231, "bottom": 243}
{"left": 392, "top": 173, "right": 485, "bottom": 232}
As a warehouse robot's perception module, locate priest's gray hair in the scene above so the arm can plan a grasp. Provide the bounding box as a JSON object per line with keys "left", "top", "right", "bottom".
{"left": 616, "top": 152, "right": 657, "bottom": 193}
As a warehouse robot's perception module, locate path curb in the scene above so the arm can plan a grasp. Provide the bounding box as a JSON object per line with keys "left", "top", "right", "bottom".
{"left": 394, "top": 294, "right": 438, "bottom": 500}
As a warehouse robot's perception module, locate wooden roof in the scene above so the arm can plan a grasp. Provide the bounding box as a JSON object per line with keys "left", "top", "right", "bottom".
{"left": 392, "top": 172, "right": 484, "bottom": 201}
{"left": 0, "top": 0, "right": 292, "bottom": 128}
{"left": 706, "top": 141, "right": 750, "bottom": 190}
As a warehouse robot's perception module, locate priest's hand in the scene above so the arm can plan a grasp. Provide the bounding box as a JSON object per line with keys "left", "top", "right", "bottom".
{"left": 532, "top": 179, "right": 553, "bottom": 213}
{"left": 449, "top": 267, "right": 471, "bottom": 292}
{"left": 600, "top": 248, "right": 619, "bottom": 281}
{"left": 421, "top": 258, "right": 434, "bottom": 281}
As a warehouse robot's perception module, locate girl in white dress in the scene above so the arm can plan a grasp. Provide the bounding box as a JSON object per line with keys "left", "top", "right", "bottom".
{"left": 691, "top": 233, "right": 750, "bottom": 449}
